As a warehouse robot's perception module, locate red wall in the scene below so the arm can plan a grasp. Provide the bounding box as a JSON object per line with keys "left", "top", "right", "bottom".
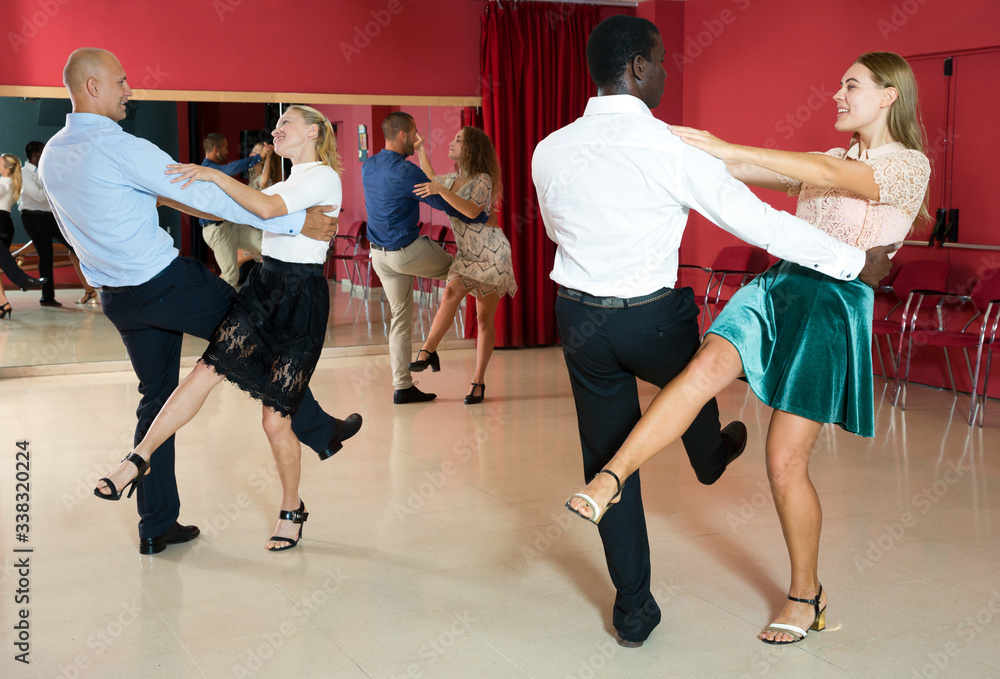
{"left": 1, "top": 0, "right": 483, "bottom": 96}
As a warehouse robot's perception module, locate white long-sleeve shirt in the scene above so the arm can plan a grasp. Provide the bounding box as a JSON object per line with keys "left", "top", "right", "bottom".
{"left": 531, "top": 95, "right": 866, "bottom": 298}
{"left": 19, "top": 162, "right": 51, "bottom": 212}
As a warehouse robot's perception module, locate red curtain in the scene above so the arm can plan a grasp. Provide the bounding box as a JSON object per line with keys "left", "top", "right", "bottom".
{"left": 479, "top": 1, "right": 600, "bottom": 346}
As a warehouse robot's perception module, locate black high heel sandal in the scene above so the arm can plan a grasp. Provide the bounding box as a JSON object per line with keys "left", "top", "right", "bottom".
{"left": 408, "top": 349, "right": 440, "bottom": 372}
{"left": 760, "top": 585, "right": 827, "bottom": 644}
{"left": 94, "top": 452, "right": 150, "bottom": 501}
{"left": 266, "top": 500, "right": 308, "bottom": 552}
{"left": 464, "top": 382, "right": 486, "bottom": 404}
{"left": 565, "top": 469, "right": 622, "bottom": 524}
{"left": 0, "top": 303, "right": 11, "bottom": 319}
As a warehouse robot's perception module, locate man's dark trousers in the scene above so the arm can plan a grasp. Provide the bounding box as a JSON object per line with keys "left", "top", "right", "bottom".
{"left": 21, "top": 210, "right": 67, "bottom": 301}
{"left": 101, "top": 256, "right": 336, "bottom": 539}
{"left": 555, "top": 285, "right": 730, "bottom": 643}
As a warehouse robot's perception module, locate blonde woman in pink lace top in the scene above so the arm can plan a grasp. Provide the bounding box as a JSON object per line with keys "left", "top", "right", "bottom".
{"left": 564, "top": 52, "right": 930, "bottom": 645}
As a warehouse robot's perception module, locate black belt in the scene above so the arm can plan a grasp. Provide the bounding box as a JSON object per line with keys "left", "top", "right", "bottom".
{"left": 261, "top": 256, "right": 324, "bottom": 276}
{"left": 369, "top": 236, "right": 417, "bottom": 252}
{"left": 557, "top": 286, "right": 673, "bottom": 309}
{"left": 19, "top": 209, "right": 51, "bottom": 215}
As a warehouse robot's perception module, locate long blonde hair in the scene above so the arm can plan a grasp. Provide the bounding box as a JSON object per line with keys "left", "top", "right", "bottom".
{"left": 1, "top": 154, "right": 22, "bottom": 203}
{"left": 855, "top": 52, "right": 930, "bottom": 222}
{"left": 286, "top": 105, "right": 342, "bottom": 175}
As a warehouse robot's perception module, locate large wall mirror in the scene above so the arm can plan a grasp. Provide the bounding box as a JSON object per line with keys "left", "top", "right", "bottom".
{"left": 0, "top": 90, "right": 480, "bottom": 370}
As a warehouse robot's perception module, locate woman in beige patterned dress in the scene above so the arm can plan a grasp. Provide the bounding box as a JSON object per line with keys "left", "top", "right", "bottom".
{"left": 408, "top": 126, "right": 516, "bottom": 404}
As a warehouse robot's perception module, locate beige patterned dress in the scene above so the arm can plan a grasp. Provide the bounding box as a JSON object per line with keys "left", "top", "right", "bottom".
{"left": 435, "top": 172, "right": 517, "bottom": 298}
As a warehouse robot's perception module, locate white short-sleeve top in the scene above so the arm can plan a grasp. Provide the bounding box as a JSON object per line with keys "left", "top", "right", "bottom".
{"left": 262, "top": 161, "right": 342, "bottom": 264}
{"left": 0, "top": 177, "right": 15, "bottom": 212}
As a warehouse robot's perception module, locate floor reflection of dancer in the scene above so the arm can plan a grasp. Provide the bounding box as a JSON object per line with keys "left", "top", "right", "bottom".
{"left": 96, "top": 105, "right": 361, "bottom": 552}
{"left": 0, "top": 153, "right": 45, "bottom": 318}
{"left": 407, "top": 127, "right": 516, "bottom": 404}
{"left": 566, "top": 51, "right": 930, "bottom": 645}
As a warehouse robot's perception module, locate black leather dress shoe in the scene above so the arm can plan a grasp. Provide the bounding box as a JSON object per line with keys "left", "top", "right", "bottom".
{"left": 616, "top": 630, "right": 643, "bottom": 648}
{"left": 317, "top": 413, "right": 363, "bottom": 461}
{"left": 699, "top": 421, "right": 748, "bottom": 486}
{"left": 721, "top": 421, "right": 748, "bottom": 467}
{"left": 19, "top": 276, "right": 46, "bottom": 292}
{"left": 139, "top": 522, "right": 200, "bottom": 555}
{"left": 393, "top": 384, "right": 436, "bottom": 404}
{"left": 39, "top": 298, "right": 63, "bottom": 307}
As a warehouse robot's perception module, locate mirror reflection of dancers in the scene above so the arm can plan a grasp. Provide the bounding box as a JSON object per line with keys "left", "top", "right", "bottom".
{"left": 96, "top": 105, "right": 362, "bottom": 551}
{"left": 407, "top": 127, "right": 516, "bottom": 404}
{"left": 566, "top": 52, "right": 930, "bottom": 645}
{"left": 0, "top": 153, "right": 46, "bottom": 318}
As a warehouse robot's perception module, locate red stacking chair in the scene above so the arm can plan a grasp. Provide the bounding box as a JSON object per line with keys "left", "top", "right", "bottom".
{"left": 891, "top": 267, "right": 1000, "bottom": 425}
{"left": 871, "top": 260, "right": 950, "bottom": 381}
{"left": 679, "top": 245, "right": 769, "bottom": 334}
{"left": 324, "top": 220, "right": 366, "bottom": 289}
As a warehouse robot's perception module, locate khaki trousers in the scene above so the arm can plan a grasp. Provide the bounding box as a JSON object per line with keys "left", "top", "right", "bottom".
{"left": 371, "top": 236, "right": 452, "bottom": 389}
{"left": 202, "top": 220, "right": 263, "bottom": 288}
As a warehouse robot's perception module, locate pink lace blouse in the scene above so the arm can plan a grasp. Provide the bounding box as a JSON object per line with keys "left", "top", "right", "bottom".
{"left": 779, "top": 142, "right": 930, "bottom": 250}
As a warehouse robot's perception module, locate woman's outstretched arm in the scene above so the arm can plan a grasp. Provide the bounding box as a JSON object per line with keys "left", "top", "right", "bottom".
{"left": 671, "top": 126, "right": 880, "bottom": 200}
{"left": 165, "top": 163, "right": 289, "bottom": 219}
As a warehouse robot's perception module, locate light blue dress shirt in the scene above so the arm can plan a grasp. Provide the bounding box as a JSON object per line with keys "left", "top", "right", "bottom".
{"left": 39, "top": 113, "right": 307, "bottom": 287}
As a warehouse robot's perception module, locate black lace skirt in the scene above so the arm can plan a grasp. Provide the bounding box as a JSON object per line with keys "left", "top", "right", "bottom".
{"left": 202, "top": 257, "right": 329, "bottom": 417}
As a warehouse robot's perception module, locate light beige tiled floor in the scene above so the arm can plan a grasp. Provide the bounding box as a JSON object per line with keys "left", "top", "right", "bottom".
{"left": 1, "top": 340, "right": 999, "bottom": 678}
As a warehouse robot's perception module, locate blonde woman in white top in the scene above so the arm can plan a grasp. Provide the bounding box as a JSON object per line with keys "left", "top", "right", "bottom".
{"left": 0, "top": 154, "right": 46, "bottom": 317}
{"left": 95, "top": 106, "right": 360, "bottom": 551}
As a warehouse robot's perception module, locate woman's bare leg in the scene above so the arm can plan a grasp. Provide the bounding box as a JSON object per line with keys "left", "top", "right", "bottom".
{"left": 567, "top": 334, "right": 745, "bottom": 518}
{"left": 68, "top": 251, "right": 96, "bottom": 301}
{"left": 759, "top": 409, "right": 827, "bottom": 642}
{"left": 262, "top": 407, "right": 304, "bottom": 549}
{"left": 418, "top": 278, "right": 468, "bottom": 355}
{"left": 95, "top": 361, "right": 224, "bottom": 494}
{"left": 470, "top": 292, "right": 501, "bottom": 388}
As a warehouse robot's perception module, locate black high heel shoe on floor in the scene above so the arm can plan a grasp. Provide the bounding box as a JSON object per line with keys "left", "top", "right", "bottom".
{"left": 464, "top": 382, "right": 486, "bottom": 405}
{"left": 760, "top": 585, "right": 827, "bottom": 644}
{"left": 94, "top": 452, "right": 150, "bottom": 501}
{"left": 0, "top": 303, "right": 11, "bottom": 319}
{"left": 267, "top": 500, "right": 308, "bottom": 552}
{"left": 408, "top": 349, "right": 440, "bottom": 372}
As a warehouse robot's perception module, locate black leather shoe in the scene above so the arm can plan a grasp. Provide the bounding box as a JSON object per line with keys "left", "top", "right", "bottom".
{"left": 39, "top": 298, "right": 63, "bottom": 307}
{"left": 139, "top": 522, "right": 200, "bottom": 555}
{"left": 464, "top": 382, "right": 486, "bottom": 405}
{"left": 698, "top": 421, "right": 748, "bottom": 486}
{"left": 393, "top": 384, "right": 436, "bottom": 404}
{"left": 722, "top": 421, "right": 748, "bottom": 467}
{"left": 616, "top": 630, "right": 643, "bottom": 648}
{"left": 20, "top": 276, "right": 46, "bottom": 292}
{"left": 317, "top": 413, "right": 363, "bottom": 461}
{"left": 408, "top": 349, "right": 440, "bottom": 372}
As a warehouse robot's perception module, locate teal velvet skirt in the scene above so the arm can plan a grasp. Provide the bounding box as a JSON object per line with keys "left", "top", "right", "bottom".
{"left": 705, "top": 260, "right": 875, "bottom": 437}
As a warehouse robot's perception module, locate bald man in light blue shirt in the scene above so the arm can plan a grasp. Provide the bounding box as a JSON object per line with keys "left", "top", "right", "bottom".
{"left": 41, "top": 47, "right": 360, "bottom": 554}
